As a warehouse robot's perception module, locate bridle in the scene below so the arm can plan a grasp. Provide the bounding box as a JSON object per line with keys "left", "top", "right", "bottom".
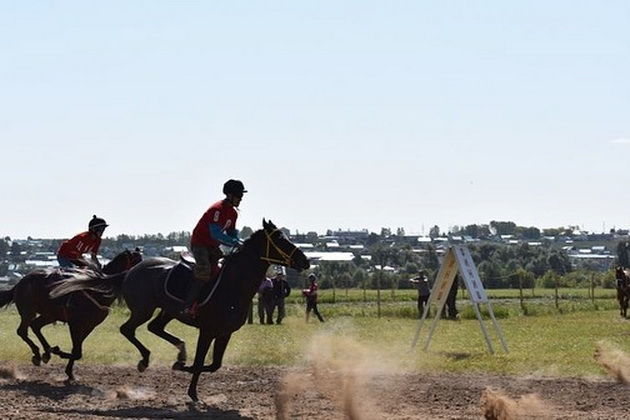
{"left": 260, "top": 229, "right": 298, "bottom": 267}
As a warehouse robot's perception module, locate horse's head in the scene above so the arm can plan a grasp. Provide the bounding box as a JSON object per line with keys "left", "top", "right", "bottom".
{"left": 258, "top": 219, "right": 310, "bottom": 272}
{"left": 103, "top": 248, "right": 143, "bottom": 275}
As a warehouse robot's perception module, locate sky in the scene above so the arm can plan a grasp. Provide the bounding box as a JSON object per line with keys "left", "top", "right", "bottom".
{"left": 1, "top": 1, "right": 629, "bottom": 239}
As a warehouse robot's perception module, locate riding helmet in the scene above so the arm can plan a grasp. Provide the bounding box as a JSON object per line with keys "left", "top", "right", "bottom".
{"left": 88, "top": 215, "right": 109, "bottom": 231}
{"left": 223, "top": 179, "right": 247, "bottom": 196}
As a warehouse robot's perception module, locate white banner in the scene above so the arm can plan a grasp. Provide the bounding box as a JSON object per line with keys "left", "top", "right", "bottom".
{"left": 453, "top": 246, "right": 488, "bottom": 303}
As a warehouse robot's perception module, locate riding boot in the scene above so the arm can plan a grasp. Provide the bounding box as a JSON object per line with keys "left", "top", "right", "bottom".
{"left": 182, "top": 278, "right": 204, "bottom": 317}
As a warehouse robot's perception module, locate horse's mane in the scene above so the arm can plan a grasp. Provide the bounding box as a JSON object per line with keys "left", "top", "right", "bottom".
{"left": 222, "top": 229, "right": 265, "bottom": 264}
{"left": 49, "top": 270, "right": 121, "bottom": 300}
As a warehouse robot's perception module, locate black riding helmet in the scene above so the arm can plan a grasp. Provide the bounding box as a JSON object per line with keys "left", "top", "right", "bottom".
{"left": 88, "top": 215, "right": 109, "bottom": 232}
{"left": 223, "top": 179, "right": 247, "bottom": 197}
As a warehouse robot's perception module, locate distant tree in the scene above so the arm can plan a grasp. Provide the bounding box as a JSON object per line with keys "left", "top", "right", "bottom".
{"left": 352, "top": 269, "right": 367, "bottom": 289}
{"left": 0, "top": 239, "right": 8, "bottom": 260}
{"left": 10, "top": 242, "right": 22, "bottom": 257}
{"left": 478, "top": 259, "right": 502, "bottom": 288}
{"left": 396, "top": 227, "right": 405, "bottom": 237}
{"left": 542, "top": 228, "right": 561, "bottom": 236}
{"left": 380, "top": 227, "right": 392, "bottom": 237}
{"left": 490, "top": 220, "right": 517, "bottom": 236}
{"left": 403, "top": 261, "right": 419, "bottom": 274}
{"left": 429, "top": 225, "right": 440, "bottom": 239}
{"left": 538, "top": 270, "right": 559, "bottom": 288}
{"left": 518, "top": 226, "right": 541, "bottom": 240}
{"left": 366, "top": 232, "right": 381, "bottom": 246}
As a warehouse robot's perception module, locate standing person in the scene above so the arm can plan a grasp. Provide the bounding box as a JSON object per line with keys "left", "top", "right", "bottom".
{"left": 57, "top": 215, "right": 108, "bottom": 270}
{"left": 409, "top": 270, "right": 431, "bottom": 317}
{"left": 302, "top": 273, "right": 324, "bottom": 323}
{"left": 258, "top": 276, "right": 274, "bottom": 325}
{"left": 272, "top": 269, "right": 291, "bottom": 325}
{"left": 443, "top": 274, "right": 460, "bottom": 320}
{"left": 183, "top": 179, "right": 246, "bottom": 317}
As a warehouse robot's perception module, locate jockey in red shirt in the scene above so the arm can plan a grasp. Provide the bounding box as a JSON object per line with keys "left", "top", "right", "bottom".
{"left": 57, "top": 215, "right": 108, "bottom": 270}
{"left": 182, "top": 179, "right": 246, "bottom": 316}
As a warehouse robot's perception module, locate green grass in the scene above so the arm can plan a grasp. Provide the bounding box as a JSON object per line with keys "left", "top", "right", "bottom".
{"left": 1, "top": 303, "right": 629, "bottom": 378}
{"left": 314, "top": 287, "right": 618, "bottom": 303}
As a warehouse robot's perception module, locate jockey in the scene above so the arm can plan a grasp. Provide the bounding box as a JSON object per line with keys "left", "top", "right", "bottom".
{"left": 182, "top": 179, "right": 246, "bottom": 316}
{"left": 57, "top": 215, "right": 108, "bottom": 270}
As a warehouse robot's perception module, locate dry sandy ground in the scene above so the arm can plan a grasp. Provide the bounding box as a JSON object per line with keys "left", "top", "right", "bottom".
{"left": 0, "top": 364, "right": 627, "bottom": 419}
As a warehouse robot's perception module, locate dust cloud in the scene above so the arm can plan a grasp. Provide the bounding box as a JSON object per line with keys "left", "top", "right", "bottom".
{"left": 480, "top": 387, "right": 552, "bottom": 420}
{"left": 594, "top": 341, "right": 630, "bottom": 384}
{"left": 275, "top": 333, "right": 399, "bottom": 420}
{"left": 0, "top": 363, "right": 24, "bottom": 381}
{"left": 112, "top": 385, "right": 156, "bottom": 400}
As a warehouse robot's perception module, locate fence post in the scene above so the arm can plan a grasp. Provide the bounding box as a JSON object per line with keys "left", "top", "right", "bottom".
{"left": 377, "top": 270, "right": 382, "bottom": 318}
{"left": 555, "top": 275, "right": 559, "bottom": 309}
{"left": 363, "top": 279, "right": 367, "bottom": 303}
{"left": 590, "top": 273, "right": 595, "bottom": 304}
{"left": 519, "top": 274, "right": 524, "bottom": 312}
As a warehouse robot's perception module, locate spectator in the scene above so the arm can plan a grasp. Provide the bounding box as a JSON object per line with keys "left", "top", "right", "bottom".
{"left": 409, "top": 270, "right": 431, "bottom": 317}
{"left": 302, "top": 273, "right": 324, "bottom": 323}
{"left": 442, "top": 275, "right": 459, "bottom": 320}
{"left": 272, "top": 269, "right": 291, "bottom": 325}
{"left": 258, "top": 276, "right": 274, "bottom": 325}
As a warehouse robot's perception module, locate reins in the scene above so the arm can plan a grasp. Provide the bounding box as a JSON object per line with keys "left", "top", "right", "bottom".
{"left": 201, "top": 229, "right": 297, "bottom": 306}
{"left": 260, "top": 229, "right": 298, "bottom": 266}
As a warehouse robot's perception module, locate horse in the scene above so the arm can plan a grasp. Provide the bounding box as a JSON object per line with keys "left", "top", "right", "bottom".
{"left": 117, "top": 219, "right": 309, "bottom": 401}
{"left": 0, "top": 248, "right": 142, "bottom": 381}
{"left": 615, "top": 266, "right": 630, "bottom": 318}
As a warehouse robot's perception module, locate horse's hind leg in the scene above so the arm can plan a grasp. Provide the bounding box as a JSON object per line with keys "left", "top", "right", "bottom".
{"left": 31, "top": 315, "right": 56, "bottom": 363}
{"left": 120, "top": 309, "right": 154, "bottom": 372}
{"left": 147, "top": 309, "right": 187, "bottom": 370}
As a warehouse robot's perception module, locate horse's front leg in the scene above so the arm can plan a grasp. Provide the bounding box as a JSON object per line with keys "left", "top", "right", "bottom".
{"left": 202, "top": 333, "right": 232, "bottom": 372}
{"left": 31, "top": 315, "right": 57, "bottom": 363}
{"left": 186, "top": 328, "right": 213, "bottom": 402}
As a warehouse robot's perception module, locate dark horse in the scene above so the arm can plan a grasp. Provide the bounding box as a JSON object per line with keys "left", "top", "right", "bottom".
{"left": 0, "top": 249, "right": 142, "bottom": 380}
{"left": 615, "top": 266, "right": 630, "bottom": 318}
{"left": 118, "top": 219, "right": 309, "bottom": 401}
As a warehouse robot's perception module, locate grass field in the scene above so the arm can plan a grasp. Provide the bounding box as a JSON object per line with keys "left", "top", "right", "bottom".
{"left": 1, "top": 290, "right": 629, "bottom": 379}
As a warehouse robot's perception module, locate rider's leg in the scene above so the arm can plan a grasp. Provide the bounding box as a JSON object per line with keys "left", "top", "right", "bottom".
{"left": 182, "top": 246, "right": 210, "bottom": 313}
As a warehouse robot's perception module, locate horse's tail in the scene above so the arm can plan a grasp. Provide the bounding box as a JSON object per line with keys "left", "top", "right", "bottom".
{"left": 49, "top": 270, "right": 126, "bottom": 300}
{"left": 0, "top": 286, "right": 16, "bottom": 309}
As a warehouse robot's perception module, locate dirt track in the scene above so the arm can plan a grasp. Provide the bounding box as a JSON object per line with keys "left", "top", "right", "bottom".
{"left": 0, "top": 363, "right": 626, "bottom": 419}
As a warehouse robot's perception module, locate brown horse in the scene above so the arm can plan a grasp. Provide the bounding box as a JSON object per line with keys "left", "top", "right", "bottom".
{"left": 0, "top": 249, "right": 142, "bottom": 380}
{"left": 115, "top": 219, "right": 309, "bottom": 401}
{"left": 615, "top": 266, "right": 630, "bottom": 318}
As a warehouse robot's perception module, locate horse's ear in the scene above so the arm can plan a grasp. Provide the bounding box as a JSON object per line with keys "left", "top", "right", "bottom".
{"left": 135, "top": 247, "right": 141, "bottom": 253}
{"left": 262, "top": 218, "right": 268, "bottom": 229}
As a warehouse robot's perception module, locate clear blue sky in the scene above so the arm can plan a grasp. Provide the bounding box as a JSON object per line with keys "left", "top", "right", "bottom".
{"left": 1, "top": 1, "right": 628, "bottom": 239}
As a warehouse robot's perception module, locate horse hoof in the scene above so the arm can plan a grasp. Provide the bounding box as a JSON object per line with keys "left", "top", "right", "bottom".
{"left": 137, "top": 360, "right": 148, "bottom": 372}
{"left": 31, "top": 355, "right": 41, "bottom": 366}
{"left": 172, "top": 361, "right": 185, "bottom": 371}
{"left": 50, "top": 346, "right": 61, "bottom": 355}
{"left": 42, "top": 352, "right": 51, "bottom": 364}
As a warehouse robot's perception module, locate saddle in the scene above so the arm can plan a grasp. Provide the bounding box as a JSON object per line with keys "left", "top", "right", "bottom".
{"left": 164, "top": 258, "right": 221, "bottom": 305}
